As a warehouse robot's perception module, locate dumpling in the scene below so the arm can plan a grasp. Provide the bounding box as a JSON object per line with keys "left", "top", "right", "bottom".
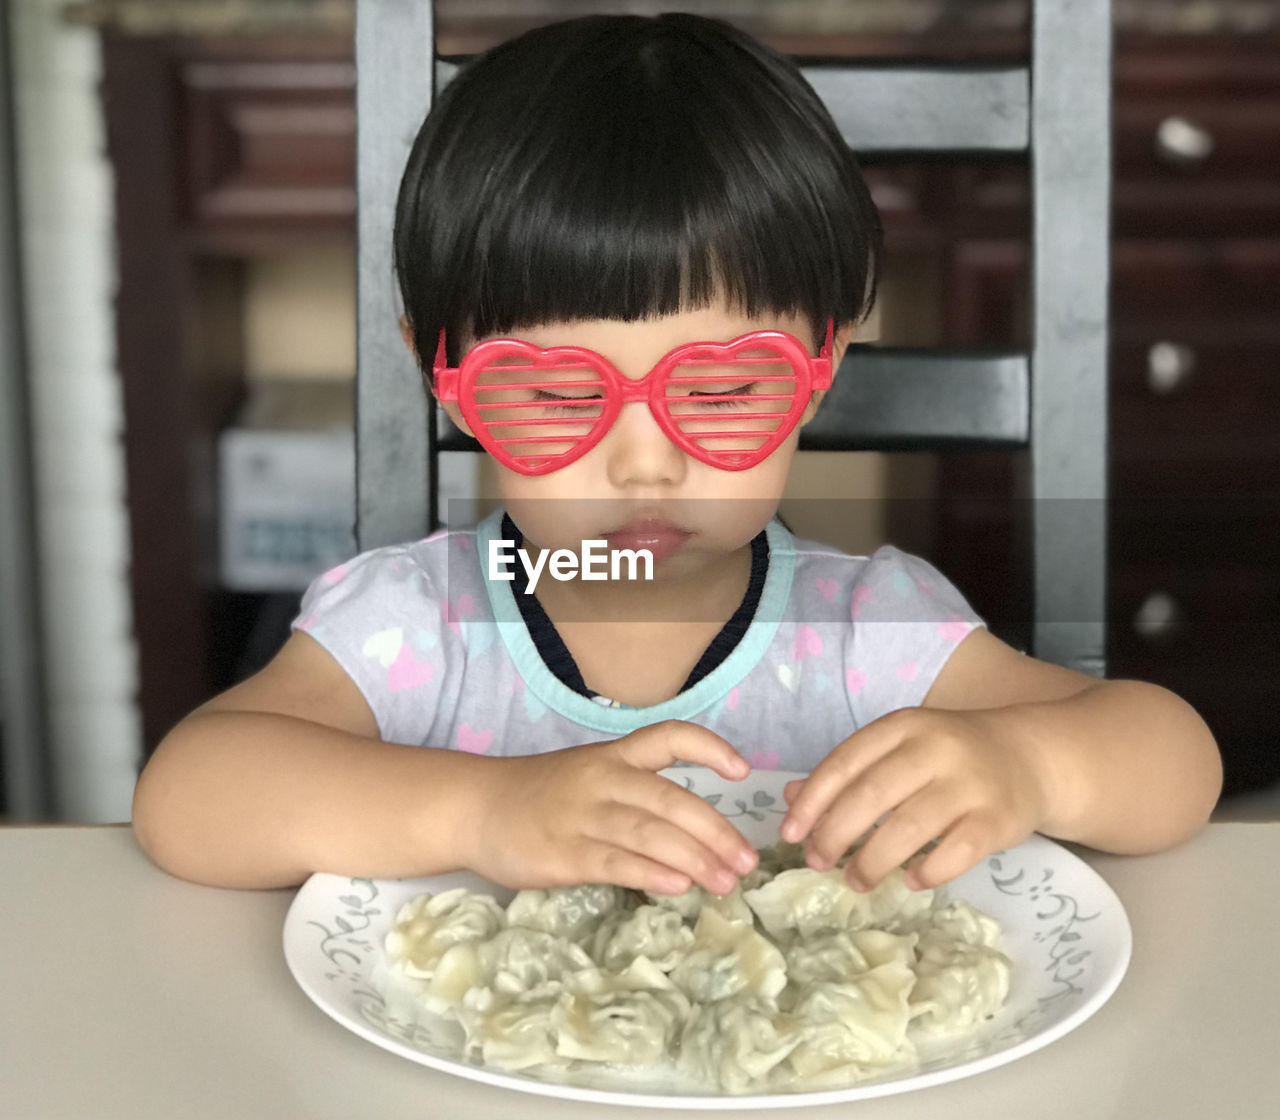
{"left": 424, "top": 926, "right": 595, "bottom": 1015}
{"left": 506, "top": 883, "right": 629, "bottom": 942}
{"left": 484, "top": 927, "right": 595, "bottom": 994}
{"left": 670, "top": 907, "right": 787, "bottom": 1003}
{"left": 421, "top": 941, "right": 486, "bottom": 1014}
{"left": 744, "top": 868, "right": 861, "bottom": 940}
{"left": 783, "top": 930, "right": 871, "bottom": 989}
{"left": 675, "top": 994, "right": 803, "bottom": 1094}
{"left": 915, "top": 899, "right": 1004, "bottom": 948}
{"left": 786, "top": 960, "right": 918, "bottom": 1085}
{"left": 550, "top": 958, "right": 690, "bottom": 1066}
{"left": 588, "top": 904, "right": 695, "bottom": 972}
{"left": 384, "top": 889, "right": 506, "bottom": 979}
{"left": 781, "top": 929, "right": 921, "bottom": 1009}
{"left": 848, "top": 928, "right": 920, "bottom": 970}
{"left": 646, "top": 882, "right": 754, "bottom": 926}
{"left": 908, "top": 929, "right": 1011, "bottom": 1036}
{"left": 454, "top": 985, "right": 565, "bottom": 1073}
{"left": 845, "top": 868, "right": 936, "bottom": 932}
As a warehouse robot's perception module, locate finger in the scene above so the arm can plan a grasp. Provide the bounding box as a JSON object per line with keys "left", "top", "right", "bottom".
{"left": 598, "top": 805, "right": 743, "bottom": 895}
{"left": 907, "top": 813, "right": 1012, "bottom": 890}
{"left": 783, "top": 778, "right": 805, "bottom": 803}
{"left": 779, "top": 715, "right": 909, "bottom": 842}
{"left": 589, "top": 843, "right": 692, "bottom": 896}
{"left": 640, "top": 777, "right": 758, "bottom": 877}
{"left": 841, "top": 785, "right": 958, "bottom": 891}
{"left": 617, "top": 720, "right": 749, "bottom": 781}
{"left": 803, "top": 742, "right": 934, "bottom": 870}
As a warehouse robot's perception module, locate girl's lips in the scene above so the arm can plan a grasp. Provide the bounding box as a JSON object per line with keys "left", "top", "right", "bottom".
{"left": 602, "top": 522, "right": 692, "bottom": 563}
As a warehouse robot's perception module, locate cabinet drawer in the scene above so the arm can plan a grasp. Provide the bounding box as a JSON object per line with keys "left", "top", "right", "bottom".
{"left": 1112, "top": 38, "right": 1280, "bottom": 236}
{"left": 1108, "top": 562, "right": 1280, "bottom": 793}
{"left": 1113, "top": 99, "right": 1280, "bottom": 236}
{"left": 1109, "top": 564, "right": 1280, "bottom": 672}
{"left": 1110, "top": 338, "right": 1280, "bottom": 468}
{"left": 1110, "top": 494, "right": 1280, "bottom": 568}
{"left": 179, "top": 55, "right": 356, "bottom": 234}
{"left": 1111, "top": 240, "right": 1280, "bottom": 333}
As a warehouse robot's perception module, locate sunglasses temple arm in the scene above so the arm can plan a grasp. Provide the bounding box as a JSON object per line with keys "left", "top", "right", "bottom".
{"left": 814, "top": 318, "right": 835, "bottom": 389}
{"left": 431, "top": 328, "right": 459, "bottom": 398}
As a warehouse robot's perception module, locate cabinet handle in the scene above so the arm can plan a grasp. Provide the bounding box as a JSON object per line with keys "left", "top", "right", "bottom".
{"left": 1133, "top": 591, "right": 1183, "bottom": 640}
{"left": 1146, "top": 342, "right": 1196, "bottom": 395}
{"left": 1155, "top": 115, "right": 1214, "bottom": 167}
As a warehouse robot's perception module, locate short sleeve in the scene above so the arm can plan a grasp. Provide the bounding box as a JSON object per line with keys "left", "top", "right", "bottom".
{"left": 291, "top": 545, "right": 453, "bottom": 743}
{"left": 843, "top": 544, "right": 986, "bottom": 726}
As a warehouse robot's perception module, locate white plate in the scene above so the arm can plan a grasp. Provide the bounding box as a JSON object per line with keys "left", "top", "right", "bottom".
{"left": 283, "top": 767, "right": 1132, "bottom": 1109}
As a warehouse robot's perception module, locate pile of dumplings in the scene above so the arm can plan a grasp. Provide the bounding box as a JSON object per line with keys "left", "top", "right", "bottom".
{"left": 379, "top": 841, "right": 1012, "bottom": 1094}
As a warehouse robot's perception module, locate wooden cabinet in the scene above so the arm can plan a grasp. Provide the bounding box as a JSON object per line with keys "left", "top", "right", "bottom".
{"left": 102, "top": 33, "right": 355, "bottom": 750}
{"left": 933, "top": 35, "right": 1280, "bottom": 794}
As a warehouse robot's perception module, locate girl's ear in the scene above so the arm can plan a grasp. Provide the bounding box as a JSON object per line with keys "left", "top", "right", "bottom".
{"left": 799, "top": 321, "right": 858, "bottom": 426}
{"left": 438, "top": 399, "right": 476, "bottom": 438}
{"left": 399, "top": 315, "right": 478, "bottom": 437}
{"left": 398, "top": 314, "right": 417, "bottom": 359}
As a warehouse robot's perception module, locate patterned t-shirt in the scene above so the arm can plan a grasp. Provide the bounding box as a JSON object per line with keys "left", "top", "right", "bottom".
{"left": 292, "top": 508, "right": 986, "bottom": 772}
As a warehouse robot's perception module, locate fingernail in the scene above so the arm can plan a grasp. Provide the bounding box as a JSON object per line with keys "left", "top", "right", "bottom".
{"left": 735, "top": 848, "right": 757, "bottom": 873}
{"left": 805, "top": 849, "right": 831, "bottom": 872}
{"left": 780, "top": 817, "right": 799, "bottom": 842}
{"left": 713, "top": 870, "right": 737, "bottom": 894}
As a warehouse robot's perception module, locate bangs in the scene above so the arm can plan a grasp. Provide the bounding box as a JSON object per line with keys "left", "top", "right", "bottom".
{"left": 395, "top": 14, "right": 882, "bottom": 369}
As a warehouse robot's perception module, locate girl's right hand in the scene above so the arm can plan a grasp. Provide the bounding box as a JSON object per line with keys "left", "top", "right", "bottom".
{"left": 463, "top": 720, "right": 759, "bottom": 897}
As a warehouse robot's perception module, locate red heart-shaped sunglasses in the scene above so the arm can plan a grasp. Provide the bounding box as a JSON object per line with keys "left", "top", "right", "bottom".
{"left": 432, "top": 321, "right": 834, "bottom": 475}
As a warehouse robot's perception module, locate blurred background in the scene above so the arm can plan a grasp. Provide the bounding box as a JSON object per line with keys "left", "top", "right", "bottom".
{"left": 1, "top": 0, "right": 1277, "bottom": 823}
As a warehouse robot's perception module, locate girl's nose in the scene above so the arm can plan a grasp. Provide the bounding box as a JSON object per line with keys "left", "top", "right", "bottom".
{"left": 602, "top": 400, "right": 688, "bottom": 489}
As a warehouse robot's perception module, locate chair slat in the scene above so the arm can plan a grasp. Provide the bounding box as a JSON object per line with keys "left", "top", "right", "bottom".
{"left": 435, "top": 59, "right": 1029, "bottom": 153}
{"left": 800, "top": 349, "right": 1029, "bottom": 450}
{"left": 802, "top": 65, "right": 1029, "bottom": 153}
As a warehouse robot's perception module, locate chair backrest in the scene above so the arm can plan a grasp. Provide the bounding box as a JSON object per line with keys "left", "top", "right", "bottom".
{"left": 354, "top": 0, "right": 1111, "bottom": 678}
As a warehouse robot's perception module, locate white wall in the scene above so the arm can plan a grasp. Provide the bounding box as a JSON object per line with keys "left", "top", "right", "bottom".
{"left": 13, "top": 0, "right": 140, "bottom": 820}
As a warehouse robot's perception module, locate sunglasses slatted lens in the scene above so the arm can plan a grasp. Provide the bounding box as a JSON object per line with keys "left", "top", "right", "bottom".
{"left": 660, "top": 348, "right": 800, "bottom": 465}
{"left": 472, "top": 356, "right": 608, "bottom": 471}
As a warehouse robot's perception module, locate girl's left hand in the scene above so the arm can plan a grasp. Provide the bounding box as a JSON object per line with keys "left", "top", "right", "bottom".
{"left": 778, "top": 707, "right": 1053, "bottom": 891}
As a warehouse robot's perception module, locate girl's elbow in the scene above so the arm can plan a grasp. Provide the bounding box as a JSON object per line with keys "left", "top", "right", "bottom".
{"left": 130, "top": 745, "right": 199, "bottom": 880}
{"left": 130, "top": 763, "right": 174, "bottom": 872}
{"left": 1153, "top": 683, "right": 1224, "bottom": 843}
{"left": 1170, "top": 687, "right": 1225, "bottom": 818}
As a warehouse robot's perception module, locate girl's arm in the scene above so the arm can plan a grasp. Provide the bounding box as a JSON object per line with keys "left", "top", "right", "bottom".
{"left": 133, "top": 632, "right": 757, "bottom": 892}
{"left": 780, "top": 628, "right": 1223, "bottom": 890}
{"left": 916, "top": 628, "right": 1223, "bottom": 852}
{"left": 131, "top": 631, "right": 490, "bottom": 888}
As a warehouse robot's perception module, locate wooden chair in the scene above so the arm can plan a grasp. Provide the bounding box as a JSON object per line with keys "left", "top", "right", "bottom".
{"left": 353, "top": 0, "right": 1111, "bottom": 678}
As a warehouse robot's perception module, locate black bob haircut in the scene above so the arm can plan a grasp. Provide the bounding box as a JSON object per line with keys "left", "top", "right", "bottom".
{"left": 394, "top": 12, "right": 882, "bottom": 375}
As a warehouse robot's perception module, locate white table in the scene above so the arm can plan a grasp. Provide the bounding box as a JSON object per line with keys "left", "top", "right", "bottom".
{"left": 3, "top": 823, "right": 1278, "bottom": 1119}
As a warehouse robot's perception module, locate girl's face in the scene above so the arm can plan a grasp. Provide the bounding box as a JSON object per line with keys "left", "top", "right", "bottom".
{"left": 425, "top": 303, "right": 850, "bottom": 578}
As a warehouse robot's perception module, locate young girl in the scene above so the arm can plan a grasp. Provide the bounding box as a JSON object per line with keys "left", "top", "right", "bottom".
{"left": 132, "top": 13, "right": 1221, "bottom": 897}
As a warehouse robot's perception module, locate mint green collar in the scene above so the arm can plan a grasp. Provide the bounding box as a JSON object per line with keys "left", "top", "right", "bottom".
{"left": 475, "top": 508, "right": 795, "bottom": 734}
